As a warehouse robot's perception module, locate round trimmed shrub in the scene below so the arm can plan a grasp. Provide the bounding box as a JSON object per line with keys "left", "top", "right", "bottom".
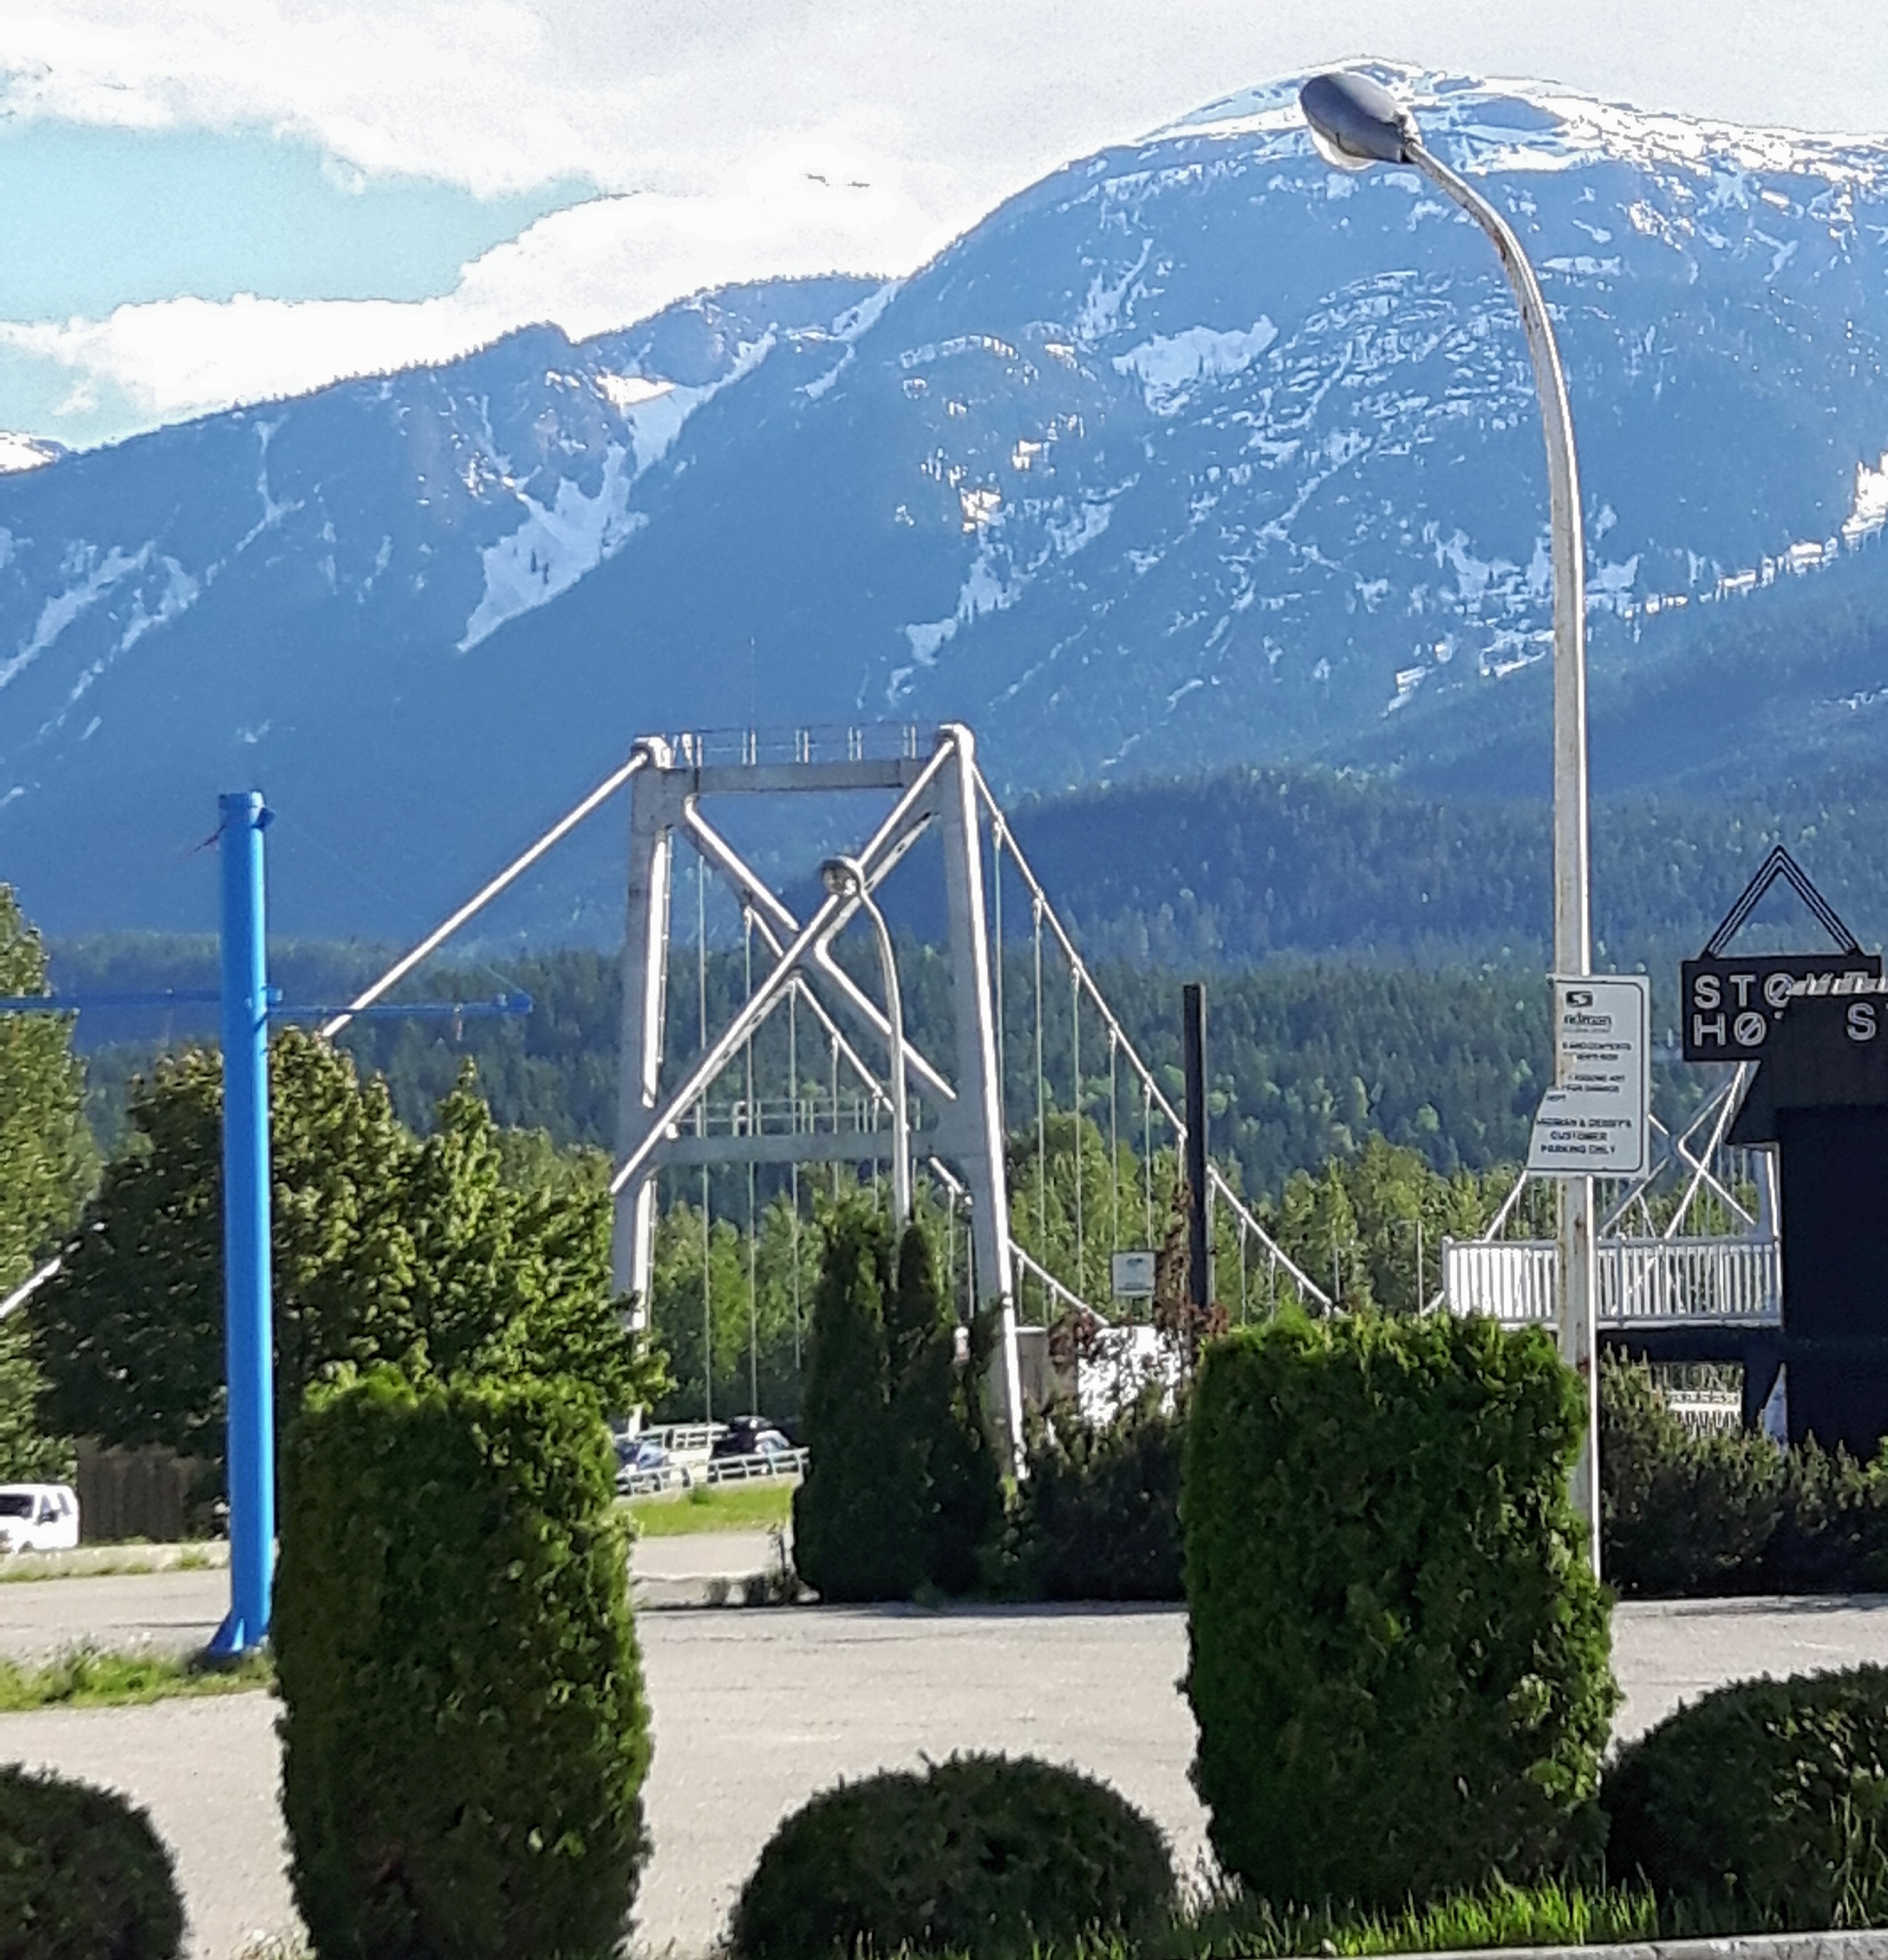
{"left": 0, "top": 1764, "right": 184, "bottom": 1960}
{"left": 728, "top": 1753, "right": 1175, "bottom": 1960}
{"left": 1605, "top": 1665, "right": 1888, "bottom": 1929}
{"left": 275, "top": 1367, "right": 652, "bottom": 1960}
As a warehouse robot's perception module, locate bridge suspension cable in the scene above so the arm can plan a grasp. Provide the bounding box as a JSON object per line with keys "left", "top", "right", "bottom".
{"left": 973, "top": 768, "right": 1329, "bottom": 1310}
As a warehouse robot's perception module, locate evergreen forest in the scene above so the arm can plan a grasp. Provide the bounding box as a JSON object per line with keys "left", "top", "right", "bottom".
{"left": 12, "top": 738, "right": 1845, "bottom": 1451}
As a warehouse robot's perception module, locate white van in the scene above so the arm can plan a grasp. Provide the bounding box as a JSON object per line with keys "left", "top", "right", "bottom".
{"left": 0, "top": 1483, "right": 80, "bottom": 1553}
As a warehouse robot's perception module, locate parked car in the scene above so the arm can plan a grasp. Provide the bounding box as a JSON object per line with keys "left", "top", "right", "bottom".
{"left": 709, "top": 1418, "right": 794, "bottom": 1461}
{"left": 0, "top": 1484, "right": 80, "bottom": 1554}
{"left": 614, "top": 1436, "right": 691, "bottom": 1497}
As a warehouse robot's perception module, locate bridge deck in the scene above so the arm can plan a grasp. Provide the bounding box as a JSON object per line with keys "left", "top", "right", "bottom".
{"left": 1444, "top": 1235, "right": 1780, "bottom": 1329}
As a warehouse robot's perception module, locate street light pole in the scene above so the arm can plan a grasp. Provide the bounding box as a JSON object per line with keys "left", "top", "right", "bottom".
{"left": 822, "top": 855, "right": 912, "bottom": 1227}
{"left": 1298, "top": 71, "right": 1598, "bottom": 1564}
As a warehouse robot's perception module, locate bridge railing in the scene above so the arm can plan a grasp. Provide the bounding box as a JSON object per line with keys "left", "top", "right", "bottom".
{"left": 1442, "top": 1237, "right": 1781, "bottom": 1329}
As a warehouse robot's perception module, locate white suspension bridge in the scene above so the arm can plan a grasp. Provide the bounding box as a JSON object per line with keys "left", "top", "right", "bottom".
{"left": 5, "top": 721, "right": 1782, "bottom": 1447}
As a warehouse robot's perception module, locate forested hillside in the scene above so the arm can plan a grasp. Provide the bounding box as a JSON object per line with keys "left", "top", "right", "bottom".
{"left": 52, "top": 936, "right": 1576, "bottom": 1203}
{"left": 55, "top": 730, "right": 1869, "bottom": 1195}
{"left": 1010, "top": 762, "right": 1888, "bottom": 971}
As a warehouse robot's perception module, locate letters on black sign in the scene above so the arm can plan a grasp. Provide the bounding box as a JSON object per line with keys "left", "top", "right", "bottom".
{"left": 1680, "top": 954, "right": 1884, "bottom": 1062}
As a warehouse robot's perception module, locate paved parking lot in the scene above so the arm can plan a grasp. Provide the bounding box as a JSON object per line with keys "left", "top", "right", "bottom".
{"left": 7, "top": 1589, "right": 1888, "bottom": 1959}
{"left": 0, "top": 1536, "right": 784, "bottom": 1661}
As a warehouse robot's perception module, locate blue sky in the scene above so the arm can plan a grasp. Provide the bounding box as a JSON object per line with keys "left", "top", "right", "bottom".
{"left": 4, "top": 0, "right": 1886, "bottom": 453}
{"left": 0, "top": 119, "right": 592, "bottom": 445}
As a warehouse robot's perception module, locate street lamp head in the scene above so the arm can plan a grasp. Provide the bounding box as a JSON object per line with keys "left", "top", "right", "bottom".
{"left": 820, "top": 856, "right": 862, "bottom": 899}
{"left": 1298, "top": 71, "right": 1418, "bottom": 172}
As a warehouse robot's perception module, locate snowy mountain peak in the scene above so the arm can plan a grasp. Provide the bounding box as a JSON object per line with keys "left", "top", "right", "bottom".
{"left": 0, "top": 433, "right": 64, "bottom": 475}
{"left": 1157, "top": 61, "right": 1888, "bottom": 188}
{"left": 4, "top": 84, "right": 1888, "bottom": 938}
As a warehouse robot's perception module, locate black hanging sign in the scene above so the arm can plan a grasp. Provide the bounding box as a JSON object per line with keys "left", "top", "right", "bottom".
{"left": 1680, "top": 847, "right": 1881, "bottom": 1062}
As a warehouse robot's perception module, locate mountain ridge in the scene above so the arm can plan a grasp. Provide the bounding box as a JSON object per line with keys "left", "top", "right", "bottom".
{"left": 4, "top": 65, "right": 1888, "bottom": 939}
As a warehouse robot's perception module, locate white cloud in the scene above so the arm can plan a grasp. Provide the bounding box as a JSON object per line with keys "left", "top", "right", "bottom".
{"left": 0, "top": 159, "right": 935, "bottom": 425}
{"left": 12, "top": 1, "right": 1888, "bottom": 205}
{"left": 6, "top": 0, "right": 1888, "bottom": 438}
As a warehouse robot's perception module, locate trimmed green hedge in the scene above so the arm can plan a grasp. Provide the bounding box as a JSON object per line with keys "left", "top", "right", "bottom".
{"left": 1014, "top": 1399, "right": 1185, "bottom": 1600}
{"left": 1602, "top": 1357, "right": 1888, "bottom": 1598}
{"left": 1183, "top": 1311, "right": 1616, "bottom": 1913}
{"left": 1600, "top": 1356, "right": 1782, "bottom": 1595}
{"left": 275, "top": 1368, "right": 651, "bottom": 1959}
{"left": 728, "top": 1753, "right": 1175, "bottom": 1960}
{"left": 0, "top": 1764, "right": 183, "bottom": 1960}
{"left": 1605, "top": 1665, "right": 1888, "bottom": 1929}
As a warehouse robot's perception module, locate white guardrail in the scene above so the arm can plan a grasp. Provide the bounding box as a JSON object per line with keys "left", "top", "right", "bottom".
{"left": 617, "top": 1447, "right": 808, "bottom": 1498}
{"left": 702, "top": 1448, "right": 808, "bottom": 1485}
{"left": 1442, "top": 1236, "right": 1782, "bottom": 1328}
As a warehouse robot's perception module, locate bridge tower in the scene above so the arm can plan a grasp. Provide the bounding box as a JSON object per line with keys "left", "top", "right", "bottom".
{"left": 607, "top": 724, "right": 1023, "bottom": 1454}
{"left": 606, "top": 720, "right": 1326, "bottom": 1462}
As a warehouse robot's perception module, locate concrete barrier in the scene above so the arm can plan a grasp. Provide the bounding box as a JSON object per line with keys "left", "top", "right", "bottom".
{"left": 1428, "top": 1935, "right": 1888, "bottom": 1960}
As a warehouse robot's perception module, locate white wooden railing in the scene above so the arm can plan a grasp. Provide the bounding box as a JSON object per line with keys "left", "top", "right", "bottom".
{"left": 1442, "top": 1237, "right": 1781, "bottom": 1328}
{"left": 1666, "top": 1390, "right": 1744, "bottom": 1434}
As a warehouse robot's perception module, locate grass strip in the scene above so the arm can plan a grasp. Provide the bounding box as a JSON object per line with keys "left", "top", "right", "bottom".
{"left": 0, "top": 1645, "right": 272, "bottom": 1711}
{"left": 227, "top": 1883, "right": 1817, "bottom": 1960}
{"left": 0, "top": 1544, "right": 221, "bottom": 1584}
{"left": 1157, "top": 1880, "right": 1664, "bottom": 1957}
{"left": 626, "top": 1483, "right": 792, "bottom": 1538}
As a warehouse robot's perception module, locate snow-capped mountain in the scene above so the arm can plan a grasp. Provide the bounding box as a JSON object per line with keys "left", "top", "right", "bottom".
{"left": 5, "top": 64, "right": 1888, "bottom": 938}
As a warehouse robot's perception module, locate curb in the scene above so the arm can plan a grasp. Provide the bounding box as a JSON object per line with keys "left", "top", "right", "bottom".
{"left": 1423, "top": 1935, "right": 1888, "bottom": 1959}
{"left": 0, "top": 1541, "right": 228, "bottom": 1582}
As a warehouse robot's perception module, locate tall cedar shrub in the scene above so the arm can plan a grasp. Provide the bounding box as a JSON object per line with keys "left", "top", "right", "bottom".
{"left": 794, "top": 1204, "right": 1000, "bottom": 1602}
{"left": 1605, "top": 1665, "right": 1888, "bottom": 1929}
{"left": 728, "top": 1753, "right": 1175, "bottom": 1960}
{"left": 1183, "top": 1311, "right": 1616, "bottom": 1913}
{"left": 275, "top": 1369, "right": 651, "bottom": 1960}
{"left": 793, "top": 1204, "right": 913, "bottom": 1600}
{"left": 0, "top": 1765, "right": 183, "bottom": 1960}
{"left": 889, "top": 1230, "right": 1005, "bottom": 1595}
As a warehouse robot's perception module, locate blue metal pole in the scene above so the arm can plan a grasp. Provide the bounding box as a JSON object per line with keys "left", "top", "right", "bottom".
{"left": 209, "top": 791, "right": 275, "bottom": 1656}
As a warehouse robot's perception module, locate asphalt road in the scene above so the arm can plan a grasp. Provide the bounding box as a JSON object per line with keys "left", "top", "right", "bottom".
{"left": 7, "top": 1591, "right": 1888, "bottom": 1959}
{"left": 0, "top": 1536, "right": 784, "bottom": 1661}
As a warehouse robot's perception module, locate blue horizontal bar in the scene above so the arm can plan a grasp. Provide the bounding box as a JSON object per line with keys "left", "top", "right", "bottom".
{"left": 0, "top": 989, "right": 221, "bottom": 1013}
{"left": 271, "top": 992, "right": 534, "bottom": 1022}
{"left": 1, "top": 989, "right": 532, "bottom": 1021}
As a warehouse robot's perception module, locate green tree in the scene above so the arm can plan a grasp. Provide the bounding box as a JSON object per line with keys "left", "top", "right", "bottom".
{"left": 1273, "top": 1163, "right": 1371, "bottom": 1308}
{"left": 1268, "top": 1139, "right": 1503, "bottom": 1316}
{"left": 1008, "top": 1110, "right": 1150, "bottom": 1313}
{"left": 31, "top": 1030, "right": 662, "bottom": 1480}
{"left": 794, "top": 1202, "right": 1002, "bottom": 1602}
{"left": 0, "top": 888, "right": 93, "bottom": 1481}
{"left": 792, "top": 1201, "right": 907, "bottom": 1601}
{"left": 646, "top": 1188, "right": 821, "bottom": 1426}
{"left": 888, "top": 1225, "right": 1003, "bottom": 1595}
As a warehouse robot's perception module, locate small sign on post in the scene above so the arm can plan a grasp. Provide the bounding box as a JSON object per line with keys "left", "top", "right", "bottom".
{"left": 1110, "top": 1250, "right": 1157, "bottom": 1300}
{"left": 1527, "top": 974, "right": 1651, "bottom": 1178}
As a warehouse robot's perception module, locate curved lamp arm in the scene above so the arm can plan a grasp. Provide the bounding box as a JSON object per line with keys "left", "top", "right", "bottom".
{"left": 1407, "top": 140, "right": 1590, "bottom": 979}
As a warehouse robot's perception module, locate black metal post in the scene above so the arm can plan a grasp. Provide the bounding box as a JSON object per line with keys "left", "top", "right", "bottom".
{"left": 1183, "top": 981, "right": 1210, "bottom": 1313}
